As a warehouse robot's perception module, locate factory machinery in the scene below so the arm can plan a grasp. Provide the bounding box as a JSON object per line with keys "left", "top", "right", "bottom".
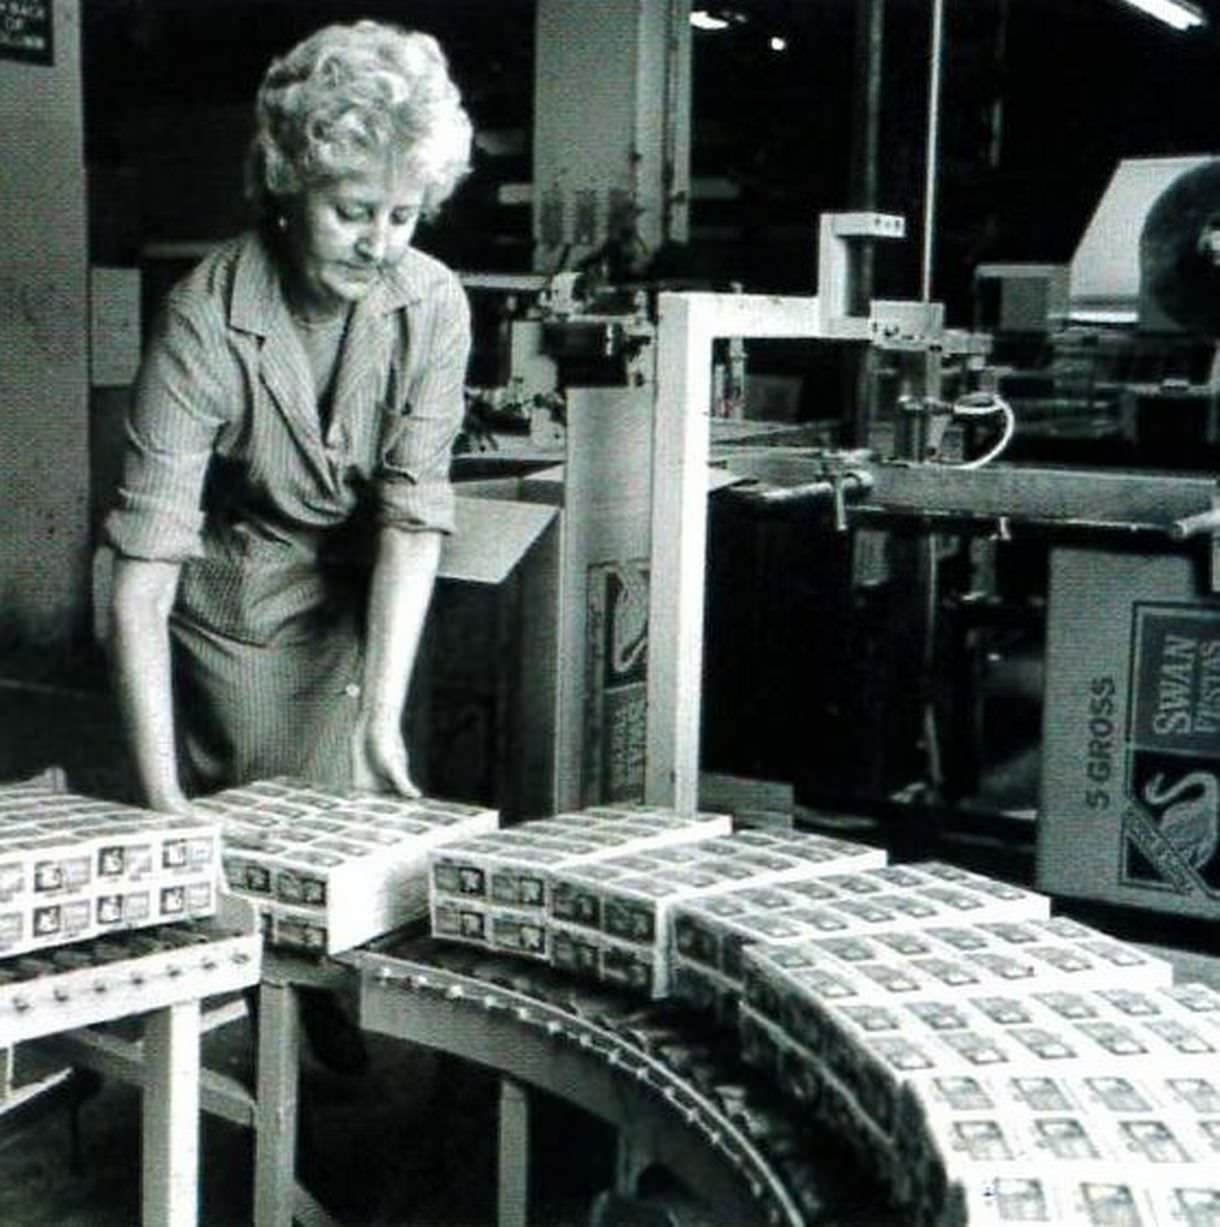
{"left": 976, "top": 156, "right": 1220, "bottom": 469}
{"left": 3, "top": 683, "right": 1218, "bottom": 1227}
{"left": 449, "top": 160, "right": 1220, "bottom": 933}
{"left": 8, "top": 166, "right": 1220, "bottom": 1227}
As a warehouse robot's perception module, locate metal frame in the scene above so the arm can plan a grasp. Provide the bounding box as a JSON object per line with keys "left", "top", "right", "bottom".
{"left": 646, "top": 291, "right": 837, "bottom": 812}
{"left": 3, "top": 926, "right": 261, "bottom": 1227}
{"left": 356, "top": 947, "right": 807, "bottom": 1227}
{"left": 642, "top": 287, "right": 1220, "bottom": 813}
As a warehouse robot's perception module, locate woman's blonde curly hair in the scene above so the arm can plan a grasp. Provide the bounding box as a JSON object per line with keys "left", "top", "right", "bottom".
{"left": 246, "top": 20, "right": 473, "bottom": 222}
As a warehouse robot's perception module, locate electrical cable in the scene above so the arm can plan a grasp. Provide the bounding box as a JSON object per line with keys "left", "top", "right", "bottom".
{"left": 950, "top": 390, "right": 1016, "bottom": 470}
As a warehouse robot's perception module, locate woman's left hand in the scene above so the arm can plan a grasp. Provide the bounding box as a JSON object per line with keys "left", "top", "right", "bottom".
{"left": 352, "top": 709, "right": 421, "bottom": 797}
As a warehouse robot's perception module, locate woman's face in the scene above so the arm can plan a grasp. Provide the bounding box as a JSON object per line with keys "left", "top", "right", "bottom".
{"left": 286, "top": 159, "right": 425, "bottom": 315}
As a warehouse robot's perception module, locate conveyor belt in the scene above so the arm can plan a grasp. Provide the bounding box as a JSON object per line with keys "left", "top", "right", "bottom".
{"left": 1, "top": 921, "right": 261, "bottom": 1047}
{"left": 355, "top": 934, "right": 893, "bottom": 1227}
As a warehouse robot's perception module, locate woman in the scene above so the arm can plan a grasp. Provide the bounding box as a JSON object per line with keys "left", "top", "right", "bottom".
{"left": 108, "top": 20, "right": 473, "bottom": 813}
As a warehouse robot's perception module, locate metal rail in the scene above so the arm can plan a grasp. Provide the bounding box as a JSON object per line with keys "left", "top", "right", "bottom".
{"left": 354, "top": 938, "right": 847, "bottom": 1227}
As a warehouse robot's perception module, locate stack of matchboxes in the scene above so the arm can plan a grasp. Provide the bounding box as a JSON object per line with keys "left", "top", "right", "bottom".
{"left": 427, "top": 814, "right": 1220, "bottom": 1224}
{"left": 670, "top": 861, "right": 1052, "bottom": 1024}
{"left": 429, "top": 819, "right": 887, "bottom": 993}
{"left": 197, "top": 777, "right": 498, "bottom": 954}
{"left": 0, "top": 783, "right": 218, "bottom": 958}
{"left": 428, "top": 803, "right": 733, "bottom": 962}
{"left": 546, "top": 829, "right": 889, "bottom": 996}
{"left": 736, "top": 904, "right": 1220, "bottom": 1225}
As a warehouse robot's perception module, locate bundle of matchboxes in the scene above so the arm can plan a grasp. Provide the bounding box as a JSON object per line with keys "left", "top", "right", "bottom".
{"left": 1, "top": 778, "right": 219, "bottom": 958}
{"left": 195, "top": 777, "right": 498, "bottom": 954}
{"left": 2, "top": 774, "right": 499, "bottom": 962}
{"left": 428, "top": 808, "right": 1220, "bottom": 1227}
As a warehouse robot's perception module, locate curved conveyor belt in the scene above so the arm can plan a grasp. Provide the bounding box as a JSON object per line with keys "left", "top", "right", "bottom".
{"left": 353, "top": 935, "right": 891, "bottom": 1227}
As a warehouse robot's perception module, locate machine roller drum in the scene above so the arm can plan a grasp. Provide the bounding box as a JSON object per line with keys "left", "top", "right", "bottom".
{"left": 1140, "top": 157, "right": 1220, "bottom": 336}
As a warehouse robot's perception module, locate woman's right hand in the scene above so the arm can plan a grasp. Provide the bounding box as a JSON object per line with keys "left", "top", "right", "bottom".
{"left": 351, "top": 706, "right": 421, "bottom": 798}
{"left": 147, "top": 789, "right": 201, "bottom": 820}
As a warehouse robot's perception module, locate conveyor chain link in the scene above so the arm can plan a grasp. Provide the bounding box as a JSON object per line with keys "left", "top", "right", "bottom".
{"left": 358, "top": 937, "right": 853, "bottom": 1226}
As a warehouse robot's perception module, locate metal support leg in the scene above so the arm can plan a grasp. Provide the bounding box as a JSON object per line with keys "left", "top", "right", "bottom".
{"left": 142, "top": 1001, "right": 201, "bottom": 1227}
{"left": 614, "top": 1130, "right": 654, "bottom": 1199}
{"left": 498, "top": 1075, "right": 529, "bottom": 1227}
{"left": 254, "top": 981, "right": 300, "bottom": 1227}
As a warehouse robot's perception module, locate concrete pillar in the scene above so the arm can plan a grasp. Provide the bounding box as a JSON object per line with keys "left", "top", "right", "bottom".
{"left": 0, "top": 0, "right": 90, "bottom": 656}
{"left": 532, "top": 0, "right": 691, "bottom": 273}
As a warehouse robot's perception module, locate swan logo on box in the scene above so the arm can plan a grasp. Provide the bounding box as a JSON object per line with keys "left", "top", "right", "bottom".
{"left": 1125, "top": 605, "right": 1220, "bottom": 896}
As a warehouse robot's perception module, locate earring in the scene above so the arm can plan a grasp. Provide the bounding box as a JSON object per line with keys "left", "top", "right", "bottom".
{"left": 275, "top": 214, "right": 288, "bottom": 232}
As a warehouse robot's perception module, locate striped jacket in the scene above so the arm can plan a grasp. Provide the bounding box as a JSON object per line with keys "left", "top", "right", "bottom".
{"left": 106, "top": 230, "right": 470, "bottom": 645}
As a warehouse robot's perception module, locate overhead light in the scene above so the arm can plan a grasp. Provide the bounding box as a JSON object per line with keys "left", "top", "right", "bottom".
{"left": 690, "top": 9, "right": 730, "bottom": 30}
{"left": 769, "top": 36, "right": 788, "bottom": 52}
{"left": 1118, "top": 0, "right": 1206, "bottom": 30}
{"left": 690, "top": 8, "right": 750, "bottom": 31}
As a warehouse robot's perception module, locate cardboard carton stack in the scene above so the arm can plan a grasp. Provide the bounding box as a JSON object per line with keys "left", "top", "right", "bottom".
{"left": 1, "top": 786, "right": 218, "bottom": 958}
{"left": 197, "top": 777, "right": 499, "bottom": 954}
{"left": 428, "top": 803, "right": 732, "bottom": 961}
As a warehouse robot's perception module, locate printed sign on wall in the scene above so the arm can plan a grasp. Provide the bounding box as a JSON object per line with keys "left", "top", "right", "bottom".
{"left": 0, "top": 0, "right": 53, "bottom": 65}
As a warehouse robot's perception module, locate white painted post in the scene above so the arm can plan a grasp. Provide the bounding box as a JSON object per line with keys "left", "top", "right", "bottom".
{"left": 253, "top": 982, "right": 300, "bottom": 1227}
{"left": 141, "top": 1002, "right": 201, "bottom": 1227}
{"left": 646, "top": 293, "right": 713, "bottom": 812}
{"left": 497, "top": 1076, "right": 530, "bottom": 1227}
{"left": 646, "top": 292, "right": 835, "bottom": 814}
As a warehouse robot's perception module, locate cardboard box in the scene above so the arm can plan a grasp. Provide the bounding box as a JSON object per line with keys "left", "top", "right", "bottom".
{"left": 198, "top": 777, "right": 498, "bottom": 954}
{"left": 1039, "top": 547, "right": 1220, "bottom": 920}
{"left": 427, "top": 803, "right": 731, "bottom": 960}
{"left": 0, "top": 791, "right": 218, "bottom": 957}
{"left": 425, "top": 488, "right": 561, "bottom": 822}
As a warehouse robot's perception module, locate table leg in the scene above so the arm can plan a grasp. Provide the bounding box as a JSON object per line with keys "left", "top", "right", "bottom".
{"left": 254, "top": 980, "right": 301, "bottom": 1227}
{"left": 142, "top": 1000, "right": 201, "bottom": 1227}
{"left": 498, "top": 1075, "right": 529, "bottom": 1227}
{"left": 614, "top": 1130, "right": 652, "bottom": 1199}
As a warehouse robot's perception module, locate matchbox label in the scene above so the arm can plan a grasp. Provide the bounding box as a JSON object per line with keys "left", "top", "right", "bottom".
{"left": 1124, "top": 604, "right": 1220, "bottom": 898}
{"left": 0, "top": 862, "right": 23, "bottom": 900}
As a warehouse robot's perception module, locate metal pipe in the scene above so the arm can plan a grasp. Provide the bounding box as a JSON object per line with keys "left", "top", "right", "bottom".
{"left": 921, "top": 0, "right": 947, "bottom": 303}
{"left": 1169, "top": 507, "right": 1220, "bottom": 540}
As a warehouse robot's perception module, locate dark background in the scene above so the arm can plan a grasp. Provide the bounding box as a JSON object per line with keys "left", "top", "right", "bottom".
{"left": 81, "top": 0, "right": 1220, "bottom": 328}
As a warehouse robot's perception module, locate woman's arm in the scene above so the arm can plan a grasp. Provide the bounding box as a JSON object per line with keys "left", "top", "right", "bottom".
{"left": 111, "top": 556, "right": 191, "bottom": 814}
{"left": 354, "top": 525, "right": 443, "bottom": 795}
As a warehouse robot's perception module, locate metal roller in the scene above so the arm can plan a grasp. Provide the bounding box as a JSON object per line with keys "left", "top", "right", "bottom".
{"left": 1141, "top": 157, "right": 1220, "bottom": 336}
